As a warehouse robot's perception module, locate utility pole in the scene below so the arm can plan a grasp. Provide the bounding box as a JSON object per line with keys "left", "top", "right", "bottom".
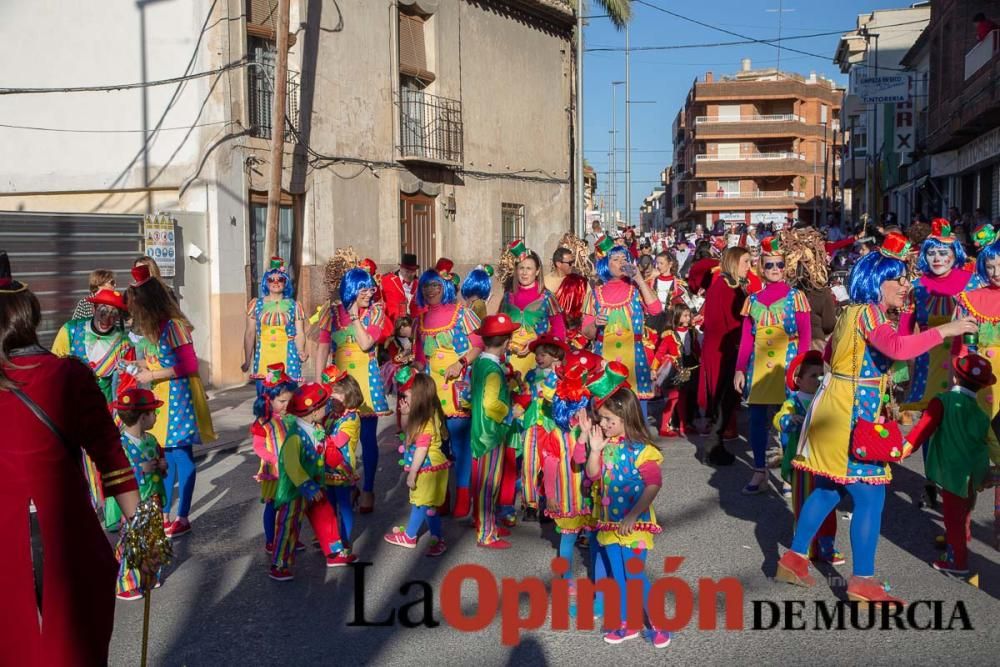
{"left": 575, "top": 10, "right": 585, "bottom": 236}
{"left": 264, "top": 0, "right": 291, "bottom": 259}
{"left": 610, "top": 81, "right": 624, "bottom": 225}
{"left": 624, "top": 26, "right": 631, "bottom": 228}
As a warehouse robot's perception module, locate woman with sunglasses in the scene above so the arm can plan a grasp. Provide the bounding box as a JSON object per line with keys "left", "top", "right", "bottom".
{"left": 733, "top": 237, "right": 812, "bottom": 495}
{"left": 776, "top": 233, "right": 977, "bottom": 603}
{"left": 313, "top": 267, "right": 391, "bottom": 514}
{"left": 242, "top": 257, "right": 308, "bottom": 392}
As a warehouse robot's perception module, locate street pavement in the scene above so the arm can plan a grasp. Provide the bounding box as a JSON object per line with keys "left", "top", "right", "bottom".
{"left": 109, "top": 386, "right": 1000, "bottom": 665}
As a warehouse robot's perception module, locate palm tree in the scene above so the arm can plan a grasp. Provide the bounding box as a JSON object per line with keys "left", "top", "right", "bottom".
{"left": 588, "top": 0, "right": 632, "bottom": 29}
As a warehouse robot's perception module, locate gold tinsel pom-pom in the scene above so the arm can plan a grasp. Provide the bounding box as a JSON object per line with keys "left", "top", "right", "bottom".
{"left": 776, "top": 227, "right": 829, "bottom": 289}
{"left": 496, "top": 248, "right": 518, "bottom": 286}
{"left": 323, "top": 247, "right": 362, "bottom": 300}
{"left": 558, "top": 233, "right": 595, "bottom": 280}
{"left": 121, "top": 496, "right": 172, "bottom": 591}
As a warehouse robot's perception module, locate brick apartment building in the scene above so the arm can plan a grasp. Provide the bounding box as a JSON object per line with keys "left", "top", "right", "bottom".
{"left": 672, "top": 60, "right": 843, "bottom": 231}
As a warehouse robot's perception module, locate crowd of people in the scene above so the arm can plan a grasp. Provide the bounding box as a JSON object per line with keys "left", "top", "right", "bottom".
{"left": 2, "top": 206, "right": 999, "bottom": 658}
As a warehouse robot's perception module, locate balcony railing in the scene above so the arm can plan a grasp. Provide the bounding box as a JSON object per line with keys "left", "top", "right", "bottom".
{"left": 399, "top": 89, "right": 464, "bottom": 165}
{"left": 695, "top": 191, "right": 805, "bottom": 200}
{"left": 695, "top": 152, "right": 805, "bottom": 162}
{"left": 247, "top": 58, "right": 299, "bottom": 141}
{"left": 965, "top": 29, "right": 1000, "bottom": 80}
{"left": 694, "top": 114, "right": 802, "bottom": 124}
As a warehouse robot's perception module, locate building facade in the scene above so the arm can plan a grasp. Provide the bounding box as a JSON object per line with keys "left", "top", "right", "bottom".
{"left": 671, "top": 60, "right": 842, "bottom": 231}
{"left": 0, "top": 0, "right": 575, "bottom": 387}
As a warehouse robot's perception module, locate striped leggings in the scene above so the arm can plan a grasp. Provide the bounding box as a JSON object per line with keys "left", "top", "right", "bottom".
{"left": 474, "top": 446, "right": 505, "bottom": 545}
{"left": 272, "top": 496, "right": 343, "bottom": 570}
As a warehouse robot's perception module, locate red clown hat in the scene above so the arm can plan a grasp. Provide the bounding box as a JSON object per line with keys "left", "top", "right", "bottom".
{"left": 528, "top": 334, "right": 569, "bottom": 354}
{"left": 785, "top": 350, "right": 824, "bottom": 392}
{"left": 760, "top": 236, "right": 782, "bottom": 256}
{"left": 111, "top": 387, "right": 164, "bottom": 412}
{"left": 288, "top": 383, "right": 330, "bottom": 417}
{"left": 953, "top": 353, "right": 997, "bottom": 388}
{"left": 87, "top": 288, "right": 128, "bottom": 311}
{"left": 130, "top": 264, "right": 153, "bottom": 287}
{"left": 928, "top": 218, "right": 955, "bottom": 242}
{"left": 877, "top": 232, "right": 912, "bottom": 261}
{"left": 475, "top": 313, "right": 520, "bottom": 337}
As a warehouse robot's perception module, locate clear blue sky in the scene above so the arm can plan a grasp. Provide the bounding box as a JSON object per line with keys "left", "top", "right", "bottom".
{"left": 583, "top": 0, "right": 922, "bottom": 223}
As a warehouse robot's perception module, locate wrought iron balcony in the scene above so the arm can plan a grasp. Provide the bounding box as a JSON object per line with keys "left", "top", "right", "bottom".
{"left": 247, "top": 61, "right": 299, "bottom": 142}
{"left": 694, "top": 190, "right": 805, "bottom": 199}
{"left": 399, "top": 89, "right": 464, "bottom": 166}
{"left": 695, "top": 152, "right": 805, "bottom": 162}
{"left": 694, "top": 114, "right": 802, "bottom": 124}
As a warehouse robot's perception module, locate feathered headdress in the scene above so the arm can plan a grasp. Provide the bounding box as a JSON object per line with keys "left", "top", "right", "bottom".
{"left": 776, "top": 227, "right": 829, "bottom": 289}
{"left": 323, "top": 247, "right": 362, "bottom": 300}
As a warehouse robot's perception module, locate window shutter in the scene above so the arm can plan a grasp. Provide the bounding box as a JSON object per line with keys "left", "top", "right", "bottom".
{"left": 248, "top": 0, "right": 278, "bottom": 29}
{"left": 399, "top": 13, "right": 434, "bottom": 83}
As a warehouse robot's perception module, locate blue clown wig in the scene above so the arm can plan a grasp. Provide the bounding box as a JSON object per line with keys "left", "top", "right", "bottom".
{"left": 976, "top": 238, "right": 1000, "bottom": 284}
{"left": 595, "top": 246, "right": 632, "bottom": 284}
{"left": 339, "top": 268, "right": 376, "bottom": 310}
{"left": 553, "top": 395, "right": 590, "bottom": 433}
{"left": 253, "top": 379, "right": 299, "bottom": 421}
{"left": 847, "top": 251, "right": 908, "bottom": 304}
{"left": 416, "top": 268, "right": 457, "bottom": 308}
{"left": 461, "top": 268, "right": 493, "bottom": 302}
{"left": 917, "top": 237, "right": 967, "bottom": 274}
{"left": 259, "top": 267, "right": 294, "bottom": 299}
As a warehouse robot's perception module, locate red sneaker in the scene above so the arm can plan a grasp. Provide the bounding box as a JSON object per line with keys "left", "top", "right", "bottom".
{"left": 477, "top": 539, "right": 512, "bottom": 550}
{"left": 327, "top": 552, "right": 359, "bottom": 567}
{"left": 165, "top": 518, "right": 191, "bottom": 538}
{"left": 268, "top": 566, "right": 294, "bottom": 582}
{"left": 384, "top": 529, "right": 418, "bottom": 549}
{"left": 116, "top": 590, "right": 144, "bottom": 601}
{"left": 658, "top": 429, "right": 680, "bottom": 438}
{"left": 265, "top": 541, "right": 274, "bottom": 554}
{"left": 846, "top": 576, "right": 904, "bottom": 605}
{"left": 426, "top": 539, "right": 448, "bottom": 558}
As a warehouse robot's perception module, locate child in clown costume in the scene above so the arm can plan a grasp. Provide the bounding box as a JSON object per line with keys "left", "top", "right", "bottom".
{"left": 323, "top": 369, "right": 364, "bottom": 556}
{"left": 242, "top": 257, "right": 308, "bottom": 392}
{"left": 384, "top": 368, "right": 451, "bottom": 556}
{"left": 111, "top": 388, "right": 167, "bottom": 601}
{"left": 734, "top": 236, "right": 811, "bottom": 496}
{"left": 513, "top": 334, "right": 569, "bottom": 522}
{"left": 583, "top": 369, "right": 669, "bottom": 649}
{"left": 250, "top": 363, "right": 297, "bottom": 554}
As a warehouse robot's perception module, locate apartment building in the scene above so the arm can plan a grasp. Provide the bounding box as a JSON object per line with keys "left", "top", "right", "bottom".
{"left": 0, "top": 0, "right": 575, "bottom": 387}
{"left": 672, "top": 60, "right": 843, "bottom": 231}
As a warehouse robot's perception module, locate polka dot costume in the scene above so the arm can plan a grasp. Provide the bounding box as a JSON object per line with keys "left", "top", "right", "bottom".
{"left": 584, "top": 284, "right": 654, "bottom": 399}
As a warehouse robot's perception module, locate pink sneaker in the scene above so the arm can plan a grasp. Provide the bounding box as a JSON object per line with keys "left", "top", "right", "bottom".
{"left": 165, "top": 518, "right": 191, "bottom": 538}
{"left": 384, "top": 530, "right": 418, "bottom": 549}
{"left": 268, "top": 566, "right": 294, "bottom": 581}
{"left": 602, "top": 626, "right": 641, "bottom": 644}
{"left": 426, "top": 539, "right": 447, "bottom": 558}
{"left": 476, "top": 539, "right": 512, "bottom": 550}
{"left": 265, "top": 541, "right": 274, "bottom": 554}
{"left": 116, "top": 590, "right": 143, "bottom": 601}
{"left": 327, "top": 552, "right": 359, "bottom": 567}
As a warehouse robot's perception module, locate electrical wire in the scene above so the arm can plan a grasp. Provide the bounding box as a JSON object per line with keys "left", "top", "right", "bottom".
{"left": 0, "top": 60, "right": 247, "bottom": 96}
{"left": 0, "top": 120, "right": 232, "bottom": 134}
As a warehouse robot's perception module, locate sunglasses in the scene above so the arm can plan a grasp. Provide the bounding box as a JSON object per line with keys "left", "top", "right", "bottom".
{"left": 764, "top": 261, "right": 785, "bottom": 270}
{"left": 893, "top": 274, "right": 912, "bottom": 286}
{"left": 267, "top": 276, "right": 287, "bottom": 284}
{"left": 557, "top": 259, "right": 575, "bottom": 267}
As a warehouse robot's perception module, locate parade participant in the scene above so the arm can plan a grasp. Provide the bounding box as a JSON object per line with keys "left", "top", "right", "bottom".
{"left": 71, "top": 268, "right": 116, "bottom": 320}
{"left": 241, "top": 257, "right": 308, "bottom": 390}
{"left": 582, "top": 244, "right": 662, "bottom": 409}
{"left": 460, "top": 266, "right": 494, "bottom": 321}
{"left": 324, "top": 372, "right": 363, "bottom": 556}
{"left": 250, "top": 363, "right": 297, "bottom": 554}
{"left": 413, "top": 264, "right": 483, "bottom": 518}
{"left": 112, "top": 388, "right": 167, "bottom": 601}
{"left": 380, "top": 253, "right": 420, "bottom": 324}
{"left": 698, "top": 246, "right": 751, "bottom": 464}
{"left": 52, "top": 286, "right": 132, "bottom": 522}
{"left": 499, "top": 240, "right": 566, "bottom": 380}
{"left": 651, "top": 305, "right": 699, "bottom": 438}
{"left": 380, "top": 315, "right": 415, "bottom": 400}
{"left": 955, "top": 236, "right": 1000, "bottom": 456}
{"left": 776, "top": 233, "right": 978, "bottom": 603}
{"left": 583, "top": 376, "right": 668, "bottom": 649}
{"left": 1, "top": 251, "right": 147, "bottom": 665}
{"left": 314, "top": 267, "right": 390, "bottom": 513}
{"left": 777, "top": 352, "right": 842, "bottom": 562}
{"left": 734, "top": 237, "right": 812, "bottom": 495}
{"left": 902, "top": 354, "right": 997, "bottom": 576}
{"left": 270, "top": 382, "right": 353, "bottom": 581}
{"left": 516, "top": 333, "right": 568, "bottom": 521}
{"left": 128, "top": 263, "right": 216, "bottom": 538}
{"left": 470, "top": 313, "right": 519, "bottom": 549}
{"left": 384, "top": 370, "right": 450, "bottom": 556}
{"left": 646, "top": 251, "right": 688, "bottom": 332}
{"left": 901, "top": 220, "right": 975, "bottom": 409}
{"left": 545, "top": 247, "right": 576, "bottom": 295}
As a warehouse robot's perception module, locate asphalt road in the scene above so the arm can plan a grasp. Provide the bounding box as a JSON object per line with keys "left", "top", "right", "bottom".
{"left": 109, "top": 401, "right": 1000, "bottom": 666}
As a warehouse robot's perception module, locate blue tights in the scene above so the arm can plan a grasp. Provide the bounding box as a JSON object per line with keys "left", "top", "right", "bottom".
{"left": 328, "top": 486, "right": 354, "bottom": 545}
{"left": 262, "top": 500, "right": 276, "bottom": 544}
{"left": 791, "top": 476, "right": 885, "bottom": 577}
{"left": 405, "top": 505, "right": 443, "bottom": 539}
{"left": 361, "top": 418, "right": 379, "bottom": 493}
{"left": 164, "top": 446, "right": 196, "bottom": 518}
{"left": 558, "top": 532, "right": 577, "bottom": 575}
{"left": 446, "top": 417, "right": 472, "bottom": 490}
{"left": 601, "top": 544, "right": 650, "bottom": 626}
{"left": 748, "top": 404, "right": 777, "bottom": 468}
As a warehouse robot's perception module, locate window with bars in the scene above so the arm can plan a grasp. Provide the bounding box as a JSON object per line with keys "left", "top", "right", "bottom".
{"left": 501, "top": 203, "right": 525, "bottom": 250}
{"left": 247, "top": 36, "right": 299, "bottom": 141}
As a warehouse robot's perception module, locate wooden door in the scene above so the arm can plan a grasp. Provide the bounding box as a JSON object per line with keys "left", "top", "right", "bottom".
{"left": 400, "top": 192, "right": 436, "bottom": 268}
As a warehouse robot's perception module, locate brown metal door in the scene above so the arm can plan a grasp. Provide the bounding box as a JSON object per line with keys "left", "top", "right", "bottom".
{"left": 400, "top": 192, "right": 436, "bottom": 268}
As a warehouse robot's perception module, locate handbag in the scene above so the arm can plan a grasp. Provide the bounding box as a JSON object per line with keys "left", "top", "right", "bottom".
{"left": 848, "top": 309, "right": 904, "bottom": 464}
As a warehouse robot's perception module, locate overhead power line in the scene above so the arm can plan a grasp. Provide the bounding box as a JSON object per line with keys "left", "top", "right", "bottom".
{"left": 0, "top": 60, "right": 247, "bottom": 96}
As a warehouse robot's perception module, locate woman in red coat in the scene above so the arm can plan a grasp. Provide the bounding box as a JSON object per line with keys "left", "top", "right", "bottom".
{"left": 0, "top": 252, "right": 143, "bottom": 666}
{"left": 697, "top": 246, "right": 751, "bottom": 465}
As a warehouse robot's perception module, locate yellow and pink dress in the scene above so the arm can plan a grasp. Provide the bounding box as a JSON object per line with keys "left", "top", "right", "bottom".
{"left": 591, "top": 436, "right": 663, "bottom": 548}
{"left": 248, "top": 297, "right": 305, "bottom": 382}
{"left": 414, "top": 303, "right": 482, "bottom": 418}
{"left": 501, "top": 283, "right": 565, "bottom": 380}
{"left": 582, "top": 279, "right": 662, "bottom": 399}
{"left": 954, "top": 286, "right": 1000, "bottom": 454}
{"left": 318, "top": 304, "right": 391, "bottom": 418}
{"left": 737, "top": 283, "right": 812, "bottom": 404}
{"left": 401, "top": 416, "right": 451, "bottom": 508}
